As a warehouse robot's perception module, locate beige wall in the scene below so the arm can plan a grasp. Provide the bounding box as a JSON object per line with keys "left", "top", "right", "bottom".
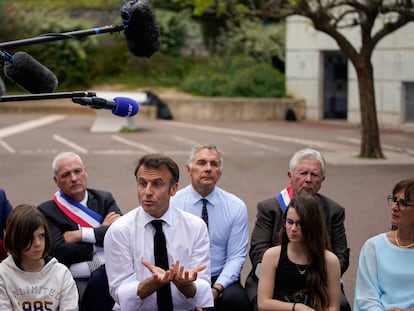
{"left": 286, "top": 15, "right": 414, "bottom": 125}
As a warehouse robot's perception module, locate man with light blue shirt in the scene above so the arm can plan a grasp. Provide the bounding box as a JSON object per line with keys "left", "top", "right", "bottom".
{"left": 171, "top": 144, "right": 251, "bottom": 311}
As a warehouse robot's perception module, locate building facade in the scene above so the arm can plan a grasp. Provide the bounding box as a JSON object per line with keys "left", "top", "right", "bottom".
{"left": 285, "top": 15, "right": 414, "bottom": 125}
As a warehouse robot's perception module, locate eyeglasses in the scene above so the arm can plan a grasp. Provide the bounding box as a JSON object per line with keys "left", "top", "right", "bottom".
{"left": 387, "top": 195, "right": 414, "bottom": 210}
{"left": 285, "top": 219, "right": 302, "bottom": 229}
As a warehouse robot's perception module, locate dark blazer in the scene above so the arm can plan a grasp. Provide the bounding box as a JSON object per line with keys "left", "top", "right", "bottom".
{"left": 0, "top": 188, "right": 12, "bottom": 240}
{"left": 245, "top": 193, "right": 350, "bottom": 299}
{"left": 38, "top": 188, "right": 122, "bottom": 267}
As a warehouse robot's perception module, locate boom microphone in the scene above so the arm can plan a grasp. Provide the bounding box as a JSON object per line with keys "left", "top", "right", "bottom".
{"left": 0, "top": 1, "right": 160, "bottom": 59}
{"left": 72, "top": 96, "right": 140, "bottom": 117}
{"left": 4, "top": 51, "right": 58, "bottom": 94}
{"left": 120, "top": 0, "right": 161, "bottom": 57}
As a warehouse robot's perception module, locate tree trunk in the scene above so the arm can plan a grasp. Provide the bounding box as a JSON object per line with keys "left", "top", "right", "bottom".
{"left": 355, "top": 57, "right": 384, "bottom": 158}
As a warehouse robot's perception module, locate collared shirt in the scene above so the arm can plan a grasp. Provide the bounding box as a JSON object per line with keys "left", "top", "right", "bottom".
{"left": 171, "top": 185, "right": 249, "bottom": 288}
{"left": 104, "top": 206, "right": 213, "bottom": 310}
{"left": 68, "top": 191, "right": 106, "bottom": 278}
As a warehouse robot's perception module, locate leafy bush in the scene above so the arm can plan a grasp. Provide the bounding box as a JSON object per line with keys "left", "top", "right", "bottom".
{"left": 216, "top": 18, "right": 285, "bottom": 65}
{"left": 156, "top": 9, "right": 192, "bottom": 56}
{"left": 95, "top": 53, "right": 201, "bottom": 89}
{"left": 181, "top": 56, "right": 285, "bottom": 97}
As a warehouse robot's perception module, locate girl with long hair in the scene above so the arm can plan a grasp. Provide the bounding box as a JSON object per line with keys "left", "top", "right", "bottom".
{"left": 258, "top": 195, "right": 340, "bottom": 311}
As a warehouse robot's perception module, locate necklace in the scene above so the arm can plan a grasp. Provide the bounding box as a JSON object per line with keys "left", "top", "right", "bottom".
{"left": 295, "top": 263, "right": 308, "bottom": 275}
{"left": 395, "top": 230, "right": 414, "bottom": 248}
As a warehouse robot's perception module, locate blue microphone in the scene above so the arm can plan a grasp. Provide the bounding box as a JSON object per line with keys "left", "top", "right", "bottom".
{"left": 72, "top": 96, "right": 139, "bottom": 117}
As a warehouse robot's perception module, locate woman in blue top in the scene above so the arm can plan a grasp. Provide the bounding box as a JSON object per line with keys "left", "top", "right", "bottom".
{"left": 354, "top": 178, "right": 414, "bottom": 311}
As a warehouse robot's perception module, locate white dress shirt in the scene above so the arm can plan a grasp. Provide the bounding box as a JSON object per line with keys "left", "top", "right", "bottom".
{"left": 69, "top": 191, "right": 105, "bottom": 278}
{"left": 104, "top": 205, "right": 214, "bottom": 310}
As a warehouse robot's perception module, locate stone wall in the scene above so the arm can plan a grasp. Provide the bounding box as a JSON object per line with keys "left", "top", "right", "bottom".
{"left": 160, "top": 95, "right": 306, "bottom": 122}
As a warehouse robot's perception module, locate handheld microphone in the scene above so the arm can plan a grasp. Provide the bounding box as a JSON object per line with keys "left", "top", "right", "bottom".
{"left": 120, "top": 0, "right": 161, "bottom": 57}
{"left": 3, "top": 51, "right": 58, "bottom": 94}
{"left": 72, "top": 96, "right": 140, "bottom": 117}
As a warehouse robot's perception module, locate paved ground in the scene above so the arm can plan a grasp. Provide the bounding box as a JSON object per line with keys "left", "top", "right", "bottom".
{"left": 0, "top": 107, "right": 413, "bottom": 306}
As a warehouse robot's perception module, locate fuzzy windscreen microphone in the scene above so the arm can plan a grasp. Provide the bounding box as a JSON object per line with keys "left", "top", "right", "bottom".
{"left": 4, "top": 51, "right": 58, "bottom": 94}
{"left": 120, "top": 0, "right": 161, "bottom": 57}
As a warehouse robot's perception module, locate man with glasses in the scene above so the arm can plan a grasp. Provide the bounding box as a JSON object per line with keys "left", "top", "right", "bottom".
{"left": 245, "top": 148, "right": 350, "bottom": 311}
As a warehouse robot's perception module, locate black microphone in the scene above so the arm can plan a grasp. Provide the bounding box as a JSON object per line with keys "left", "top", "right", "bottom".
{"left": 120, "top": 0, "right": 161, "bottom": 57}
{"left": 72, "top": 96, "right": 140, "bottom": 117}
{"left": 3, "top": 51, "right": 58, "bottom": 94}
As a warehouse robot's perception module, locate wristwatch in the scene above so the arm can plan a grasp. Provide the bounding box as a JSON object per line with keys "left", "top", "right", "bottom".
{"left": 211, "top": 286, "right": 223, "bottom": 298}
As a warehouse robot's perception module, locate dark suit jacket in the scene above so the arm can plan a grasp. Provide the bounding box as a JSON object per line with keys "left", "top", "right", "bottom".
{"left": 245, "top": 193, "right": 350, "bottom": 299}
{"left": 0, "top": 188, "right": 12, "bottom": 260}
{"left": 0, "top": 188, "right": 12, "bottom": 240}
{"left": 38, "top": 188, "right": 122, "bottom": 267}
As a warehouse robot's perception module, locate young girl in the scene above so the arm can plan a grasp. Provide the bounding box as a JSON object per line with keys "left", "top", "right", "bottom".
{"left": 258, "top": 195, "right": 341, "bottom": 311}
{"left": 0, "top": 204, "right": 78, "bottom": 310}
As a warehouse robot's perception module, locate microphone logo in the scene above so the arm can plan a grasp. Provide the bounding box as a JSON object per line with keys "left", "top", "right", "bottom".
{"left": 128, "top": 103, "right": 134, "bottom": 116}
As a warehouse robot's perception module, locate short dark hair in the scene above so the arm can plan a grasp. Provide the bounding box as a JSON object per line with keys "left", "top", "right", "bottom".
{"left": 134, "top": 154, "right": 180, "bottom": 186}
{"left": 392, "top": 178, "right": 414, "bottom": 202}
{"left": 4, "top": 204, "right": 51, "bottom": 261}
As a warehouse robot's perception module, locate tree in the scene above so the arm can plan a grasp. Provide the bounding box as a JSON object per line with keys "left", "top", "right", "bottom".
{"left": 177, "top": 0, "right": 414, "bottom": 158}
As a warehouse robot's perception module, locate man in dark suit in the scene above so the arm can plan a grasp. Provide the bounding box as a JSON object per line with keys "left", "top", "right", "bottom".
{"left": 38, "top": 151, "right": 122, "bottom": 311}
{"left": 245, "top": 148, "right": 350, "bottom": 311}
{"left": 0, "top": 188, "right": 12, "bottom": 261}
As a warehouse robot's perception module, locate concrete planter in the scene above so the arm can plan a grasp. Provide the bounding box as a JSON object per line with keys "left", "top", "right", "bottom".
{"left": 161, "top": 95, "right": 306, "bottom": 122}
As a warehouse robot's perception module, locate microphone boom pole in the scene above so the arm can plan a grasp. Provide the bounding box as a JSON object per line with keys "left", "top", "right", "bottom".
{"left": 0, "top": 25, "right": 125, "bottom": 50}
{"left": 0, "top": 91, "right": 96, "bottom": 102}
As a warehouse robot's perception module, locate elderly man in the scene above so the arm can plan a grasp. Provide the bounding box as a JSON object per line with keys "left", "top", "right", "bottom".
{"left": 38, "top": 151, "right": 122, "bottom": 311}
{"left": 246, "top": 148, "right": 350, "bottom": 311}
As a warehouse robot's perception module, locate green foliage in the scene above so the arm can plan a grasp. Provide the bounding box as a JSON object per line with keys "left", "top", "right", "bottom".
{"left": 1, "top": 5, "right": 101, "bottom": 90}
{"left": 155, "top": 9, "right": 195, "bottom": 56}
{"left": 94, "top": 53, "right": 201, "bottom": 88}
{"left": 5, "top": 0, "right": 114, "bottom": 9}
{"left": 216, "top": 18, "right": 285, "bottom": 64}
{"left": 1, "top": 2, "right": 287, "bottom": 98}
{"left": 181, "top": 56, "right": 285, "bottom": 97}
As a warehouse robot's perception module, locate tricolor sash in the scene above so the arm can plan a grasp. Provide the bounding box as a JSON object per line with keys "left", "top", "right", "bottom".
{"left": 53, "top": 190, "right": 103, "bottom": 228}
{"left": 275, "top": 185, "right": 294, "bottom": 213}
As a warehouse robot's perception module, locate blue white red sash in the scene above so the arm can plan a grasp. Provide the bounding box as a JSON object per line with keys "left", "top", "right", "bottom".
{"left": 275, "top": 185, "right": 294, "bottom": 213}
{"left": 53, "top": 190, "right": 103, "bottom": 228}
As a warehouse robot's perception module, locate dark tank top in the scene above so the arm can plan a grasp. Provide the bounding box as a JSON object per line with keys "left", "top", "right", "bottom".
{"left": 273, "top": 243, "right": 308, "bottom": 298}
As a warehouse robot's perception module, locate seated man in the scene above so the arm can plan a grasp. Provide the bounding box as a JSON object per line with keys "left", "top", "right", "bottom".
{"left": 171, "top": 144, "right": 251, "bottom": 311}
{"left": 0, "top": 188, "right": 12, "bottom": 261}
{"left": 38, "top": 151, "right": 122, "bottom": 311}
{"left": 104, "top": 153, "right": 213, "bottom": 310}
{"left": 246, "top": 148, "right": 351, "bottom": 311}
